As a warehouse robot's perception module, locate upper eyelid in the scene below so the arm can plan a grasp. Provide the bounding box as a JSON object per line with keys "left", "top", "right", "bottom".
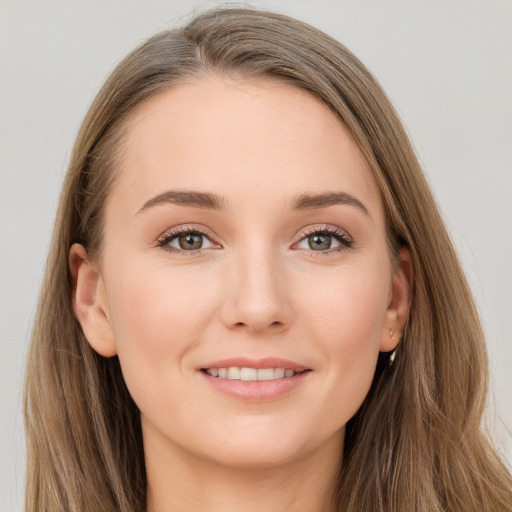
{"left": 295, "top": 225, "right": 352, "bottom": 242}
{"left": 157, "top": 225, "right": 218, "bottom": 243}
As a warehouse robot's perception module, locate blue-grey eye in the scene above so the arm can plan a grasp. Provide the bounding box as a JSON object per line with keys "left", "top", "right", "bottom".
{"left": 307, "top": 233, "right": 334, "bottom": 251}
{"left": 295, "top": 229, "right": 350, "bottom": 252}
{"left": 167, "top": 232, "right": 215, "bottom": 251}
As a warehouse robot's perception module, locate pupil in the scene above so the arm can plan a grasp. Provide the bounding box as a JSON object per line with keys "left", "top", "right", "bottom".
{"left": 309, "top": 234, "right": 331, "bottom": 250}
{"left": 179, "top": 233, "right": 203, "bottom": 250}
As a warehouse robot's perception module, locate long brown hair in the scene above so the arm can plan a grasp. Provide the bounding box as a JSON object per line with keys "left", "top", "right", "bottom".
{"left": 24, "top": 7, "right": 512, "bottom": 511}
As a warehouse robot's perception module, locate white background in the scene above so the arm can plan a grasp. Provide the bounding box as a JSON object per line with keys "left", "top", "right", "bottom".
{"left": 0, "top": 1, "right": 510, "bottom": 510}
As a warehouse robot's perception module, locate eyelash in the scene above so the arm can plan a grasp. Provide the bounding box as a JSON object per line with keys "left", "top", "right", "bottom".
{"left": 156, "top": 225, "right": 353, "bottom": 255}
{"left": 297, "top": 226, "right": 353, "bottom": 254}
{"left": 157, "top": 225, "right": 215, "bottom": 255}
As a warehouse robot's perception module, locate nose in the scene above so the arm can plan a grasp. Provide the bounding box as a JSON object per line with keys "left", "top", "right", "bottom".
{"left": 220, "top": 247, "right": 292, "bottom": 335}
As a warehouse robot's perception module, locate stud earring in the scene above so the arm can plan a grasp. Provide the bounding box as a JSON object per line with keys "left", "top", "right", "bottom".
{"left": 389, "top": 328, "right": 396, "bottom": 341}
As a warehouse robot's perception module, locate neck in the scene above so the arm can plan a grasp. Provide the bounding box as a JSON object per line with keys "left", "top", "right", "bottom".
{"left": 144, "top": 426, "right": 343, "bottom": 512}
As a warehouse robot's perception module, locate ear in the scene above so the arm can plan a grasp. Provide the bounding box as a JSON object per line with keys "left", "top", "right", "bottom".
{"left": 380, "top": 246, "right": 413, "bottom": 352}
{"left": 69, "top": 243, "right": 117, "bottom": 357}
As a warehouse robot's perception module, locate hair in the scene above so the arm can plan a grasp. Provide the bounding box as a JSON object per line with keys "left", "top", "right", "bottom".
{"left": 24, "top": 6, "right": 512, "bottom": 512}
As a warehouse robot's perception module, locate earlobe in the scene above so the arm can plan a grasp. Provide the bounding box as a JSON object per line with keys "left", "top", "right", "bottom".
{"left": 380, "top": 246, "right": 413, "bottom": 352}
{"left": 69, "top": 243, "right": 117, "bottom": 357}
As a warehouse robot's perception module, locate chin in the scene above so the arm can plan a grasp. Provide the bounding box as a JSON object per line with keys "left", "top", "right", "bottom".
{"left": 193, "top": 422, "right": 344, "bottom": 471}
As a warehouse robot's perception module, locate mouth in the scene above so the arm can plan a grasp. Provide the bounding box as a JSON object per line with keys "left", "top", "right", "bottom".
{"left": 200, "top": 367, "right": 310, "bottom": 381}
{"left": 198, "top": 358, "right": 312, "bottom": 402}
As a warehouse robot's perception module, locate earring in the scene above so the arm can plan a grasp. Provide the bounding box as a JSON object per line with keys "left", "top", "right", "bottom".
{"left": 388, "top": 329, "right": 399, "bottom": 365}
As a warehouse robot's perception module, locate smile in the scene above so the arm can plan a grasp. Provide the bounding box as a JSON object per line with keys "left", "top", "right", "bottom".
{"left": 199, "top": 359, "right": 312, "bottom": 402}
{"left": 203, "top": 367, "right": 299, "bottom": 380}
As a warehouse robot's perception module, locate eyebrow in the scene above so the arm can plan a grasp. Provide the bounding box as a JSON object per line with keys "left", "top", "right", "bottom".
{"left": 136, "top": 189, "right": 369, "bottom": 217}
{"left": 136, "top": 190, "right": 225, "bottom": 214}
{"left": 291, "top": 192, "right": 369, "bottom": 216}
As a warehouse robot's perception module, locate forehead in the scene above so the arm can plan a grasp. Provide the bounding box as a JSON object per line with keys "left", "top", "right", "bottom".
{"left": 107, "top": 77, "right": 384, "bottom": 223}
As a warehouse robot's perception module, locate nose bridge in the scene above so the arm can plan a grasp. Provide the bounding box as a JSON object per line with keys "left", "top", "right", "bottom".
{"left": 221, "top": 241, "right": 290, "bottom": 333}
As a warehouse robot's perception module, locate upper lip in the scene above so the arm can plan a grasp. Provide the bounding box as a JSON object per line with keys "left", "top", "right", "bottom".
{"left": 199, "top": 357, "right": 309, "bottom": 372}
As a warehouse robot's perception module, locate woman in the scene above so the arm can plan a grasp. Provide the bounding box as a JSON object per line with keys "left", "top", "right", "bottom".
{"left": 24, "top": 6, "right": 512, "bottom": 512}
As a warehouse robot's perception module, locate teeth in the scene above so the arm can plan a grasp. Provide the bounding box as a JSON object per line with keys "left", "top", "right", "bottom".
{"left": 240, "top": 367, "right": 257, "bottom": 381}
{"left": 227, "top": 367, "right": 240, "bottom": 379}
{"left": 205, "top": 367, "right": 297, "bottom": 380}
{"left": 257, "top": 368, "right": 274, "bottom": 381}
{"left": 274, "top": 368, "right": 285, "bottom": 379}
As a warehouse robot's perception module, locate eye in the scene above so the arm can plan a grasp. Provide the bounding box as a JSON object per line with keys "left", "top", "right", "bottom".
{"left": 294, "top": 227, "right": 352, "bottom": 252}
{"left": 157, "top": 228, "right": 218, "bottom": 253}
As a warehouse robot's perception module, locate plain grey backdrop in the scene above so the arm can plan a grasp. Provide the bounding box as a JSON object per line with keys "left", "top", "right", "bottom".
{"left": 1, "top": 1, "right": 511, "bottom": 510}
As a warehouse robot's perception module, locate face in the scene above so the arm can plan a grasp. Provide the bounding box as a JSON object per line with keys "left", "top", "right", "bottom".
{"left": 72, "top": 77, "right": 410, "bottom": 470}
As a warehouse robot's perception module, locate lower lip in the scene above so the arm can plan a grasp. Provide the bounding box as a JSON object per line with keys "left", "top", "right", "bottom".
{"left": 199, "top": 370, "right": 311, "bottom": 402}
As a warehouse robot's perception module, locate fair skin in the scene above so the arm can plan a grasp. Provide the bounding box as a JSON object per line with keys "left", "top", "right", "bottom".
{"left": 70, "top": 77, "right": 411, "bottom": 512}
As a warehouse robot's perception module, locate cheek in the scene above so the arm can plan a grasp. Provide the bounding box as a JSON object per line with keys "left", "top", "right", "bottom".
{"left": 296, "top": 262, "right": 390, "bottom": 418}
{"left": 300, "top": 261, "right": 390, "bottom": 348}
{"left": 103, "top": 257, "right": 220, "bottom": 395}
{"left": 107, "top": 253, "right": 217, "bottom": 329}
